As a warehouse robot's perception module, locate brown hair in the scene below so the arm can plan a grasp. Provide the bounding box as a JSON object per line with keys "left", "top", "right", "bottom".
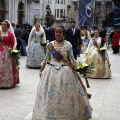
{"left": 55, "top": 26, "right": 66, "bottom": 36}
{"left": 3, "top": 20, "right": 10, "bottom": 28}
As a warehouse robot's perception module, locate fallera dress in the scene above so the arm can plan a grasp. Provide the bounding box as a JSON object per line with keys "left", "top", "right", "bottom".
{"left": 32, "top": 40, "right": 92, "bottom": 120}
{"left": 0, "top": 32, "right": 19, "bottom": 88}
{"left": 26, "top": 30, "right": 46, "bottom": 68}
{"left": 83, "top": 37, "right": 111, "bottom": 78}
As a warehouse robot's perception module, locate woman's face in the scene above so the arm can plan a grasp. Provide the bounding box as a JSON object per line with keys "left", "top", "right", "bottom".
{"left": 55, "top": 27, "right": 64, "bottom": 41}
{"left": 1, "top": 22, "right": 8, "bottom": 32}
{"left": 35, "top": 24, "right": 40, "bottom": 31}
{"left": 94, "top": 31, "right": 99, "bottom": 38}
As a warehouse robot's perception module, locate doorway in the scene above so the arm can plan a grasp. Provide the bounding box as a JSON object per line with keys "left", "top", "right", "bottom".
{"left": 0, "top": 0, "right": 6, "bottom": 22}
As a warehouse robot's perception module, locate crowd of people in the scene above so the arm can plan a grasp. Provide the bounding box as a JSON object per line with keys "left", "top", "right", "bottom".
{"left": 0, "top": 19, "right": 120, "bottom": 120}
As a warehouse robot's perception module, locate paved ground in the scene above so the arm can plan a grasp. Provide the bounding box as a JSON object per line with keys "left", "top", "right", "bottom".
{"left": 0, "top": 49, "right": 120, "bottom": 120}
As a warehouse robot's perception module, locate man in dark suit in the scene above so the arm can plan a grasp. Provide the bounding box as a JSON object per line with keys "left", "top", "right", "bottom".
{"left": 66, "top": 21, "right": 81, "bottom": 60}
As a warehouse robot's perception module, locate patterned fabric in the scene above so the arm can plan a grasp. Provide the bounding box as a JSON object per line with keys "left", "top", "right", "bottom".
{"left": 0, "top": 45, "right": 19, "bottom": 88}
{"left": 26, "top": 30, "right": 46, "bottom": 68}
{"left": 83, "top": 37, "right": 111, "bottom": 78}
{"left": 32, "top": 40, "right": 92, "bottom": 120}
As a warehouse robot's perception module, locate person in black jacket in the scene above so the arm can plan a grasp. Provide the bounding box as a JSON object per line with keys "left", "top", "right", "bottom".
{"left": 66, "top": 21, "right": 81, "bottom": 60}
{"left": 14, "top": 23, "right": 22, "bottom": 50}
{"left": 21, "top": 26, "right": 30, "bottom": 56}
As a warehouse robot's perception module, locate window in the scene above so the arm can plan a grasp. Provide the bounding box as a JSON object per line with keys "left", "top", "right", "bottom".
{"left": 61, "top": 0, "right": 63, "bottom": 4}
{"left": 60, "top": 9, "right": 63, "bottom": 18}
{"left": 34, "top": 0, "right": 39, "bottom": 3}
{"left": 56, "top": 0, "right": 59, "bottom": 4}
{"left": 55, "top": 9, "right": 56, "bottom": 17}
{"left": 34, "top": 9, "right": 40, "bottom": 17}
{"left": 64, "top": 9, "right": 65, "bottom": 16}
{"left": 48, "top": 0, "right": 52, "bottom": 4}
{"left": 0, "top": 1, "right": 4, "bottom": 9}
{"left": 57, "top": 9, "right": 59, "bottom": 17}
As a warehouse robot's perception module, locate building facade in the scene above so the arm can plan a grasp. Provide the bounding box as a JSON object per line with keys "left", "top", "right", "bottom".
{"left": 0, "top": 0, "right": 114, "bottom": 27}
{"left": 36, "top": 0, "right": 79, "bottom": 27}
{"left": 38, "top": 0, "right": 114, "bottom": 27}
{"left": 92, "top": 0, "right": 114, "bottom": 28}
{"left": 0, "top": 0, "right": 34, "bottom": 25}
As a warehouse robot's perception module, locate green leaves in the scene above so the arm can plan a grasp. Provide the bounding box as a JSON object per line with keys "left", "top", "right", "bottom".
{"left": 11, "top": 50, "right": 20, "bottom": 66}
{"left": 98, "top": 47, "right": 107, "bottom": 60}
{"left": 76, "top": 61, "right": 95, "bottom": 88}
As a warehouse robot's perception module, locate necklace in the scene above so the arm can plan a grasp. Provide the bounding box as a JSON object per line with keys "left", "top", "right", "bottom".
{"left": 56, "top": 39, "right": 63, "bottom": 42}
{"left": 2, "top": 31, "right": 8, "bottom": 36}
{"left": 54, "top": 40, "right": 64, "bottom": 47}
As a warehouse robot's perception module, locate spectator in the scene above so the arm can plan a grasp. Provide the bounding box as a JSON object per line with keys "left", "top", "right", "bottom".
{"left": 14, "top": 23, "right": 22, "bottom": 51}
{"left": 66, "top": 21, "right": 81, "bottom": 59}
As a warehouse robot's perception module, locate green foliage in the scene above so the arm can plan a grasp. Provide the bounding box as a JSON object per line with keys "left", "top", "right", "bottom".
{"left": 76, "top": 61, "right": 95, "bottom": 88}
{"left": 97, "top": 47, "right": 107, "bottom": 60}
{"left": 17, "top": 10, "right": 25, "bottom": 13}
{"left": 45, "top": 14, "right": 56, "bottom": 27}
{"left": 11, "top": 50, "right": 20, "bottom": 66}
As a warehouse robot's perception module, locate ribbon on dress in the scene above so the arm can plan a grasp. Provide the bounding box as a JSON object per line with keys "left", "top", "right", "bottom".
{"left": 47, "top": 43, "right": 63, "bottom": 61}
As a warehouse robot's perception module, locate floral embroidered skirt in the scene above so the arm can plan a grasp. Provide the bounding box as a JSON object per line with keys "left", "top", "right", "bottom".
{"left": 0, "top": 50, "right": 19, "bottom": 88}
{"left": 83, "top": 48, "right": 111, "bottom": 78}
{"left": 32, "top": 64, "right": 92, "bottom": 120}
{"left": 26, "top": 40, "right": 46, "bottom": 68}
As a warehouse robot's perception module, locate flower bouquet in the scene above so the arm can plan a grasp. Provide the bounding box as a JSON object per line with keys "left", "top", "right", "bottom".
{"left": 11, "top": 50, "right": 20, "bottom": 66}
{"left": 99, "top": 47, "right": 107, "bottom": 60}
{"left": 41, "top": 41, "right": 47, "bottom": 46}
{"left": 76, "top": 61, "right": 94, "bottom": 88}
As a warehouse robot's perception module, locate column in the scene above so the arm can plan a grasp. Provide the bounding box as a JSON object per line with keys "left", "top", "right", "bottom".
{"left": 14, "top": 0, "right": 19, "bottom": 24}
{"left": 11, "top": 0, "right": 15, "bottom": 23}
{"left": 8, "top": 0, "right": 12, "bottom": 21}
{"left": 25, "top": 0, "right": 28, "bottom": 22}
{"left": 30, "top": 2, "right": 34, "bottom": 25}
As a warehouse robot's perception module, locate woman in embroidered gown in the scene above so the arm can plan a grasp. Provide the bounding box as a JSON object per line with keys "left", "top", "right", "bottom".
{"left": 32, "top": 26, "right": 92, "bottom": 120}
{"left": 26, "top": 23, "right": 46, "bottom": 68}
{"left": 83, "top": 29, "right": 111, "bottom": 78}
{"left": 0, "top": 20, "right": 19, "bottom": 88}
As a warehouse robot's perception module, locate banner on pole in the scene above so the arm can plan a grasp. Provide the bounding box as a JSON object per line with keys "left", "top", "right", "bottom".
{"left": 114, "top": 5, "right": 120, "bottom": 27}
{"left": 78, "top": 0, "right": 91, "bottom": 26}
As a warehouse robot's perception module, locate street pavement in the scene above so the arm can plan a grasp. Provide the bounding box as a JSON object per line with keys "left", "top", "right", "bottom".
{"left": 0, "top": 49, "right": 120, "bottom": 120}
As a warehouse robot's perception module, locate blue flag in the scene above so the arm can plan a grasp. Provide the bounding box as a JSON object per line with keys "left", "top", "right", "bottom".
{"left": 78, "top": 0, "right": 91, "bottom": 26}
{"left": 114, "top": 5, "right": 120, "bottom": 27}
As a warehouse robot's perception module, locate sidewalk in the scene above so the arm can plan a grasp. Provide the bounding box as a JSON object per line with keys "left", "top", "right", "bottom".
{"left": 0, "top": 49, "right": 120, "bottom": 120}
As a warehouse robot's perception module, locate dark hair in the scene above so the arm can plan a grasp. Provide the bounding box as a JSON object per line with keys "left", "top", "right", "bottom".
{"left": 94, "top": 29, "right": 99, "bottom": 33}
{"left": 55, "top": 25, "right": 66, "bottom": 36}
{"left": 16, "top": 23, "right": 21, "bottom": 28}
{"left": 3, "top": 20, "right": 10, "bottom": 28}
{"left": 71, "top": 21, "right": 76, "bottom": 23}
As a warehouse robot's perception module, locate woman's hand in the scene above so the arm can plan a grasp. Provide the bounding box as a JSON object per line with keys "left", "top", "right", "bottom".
{"left": 72, "top": 61, "right": 77, "bottom": 70}
{"left": 39, "top": 71, "right": 42, "bottom": 77}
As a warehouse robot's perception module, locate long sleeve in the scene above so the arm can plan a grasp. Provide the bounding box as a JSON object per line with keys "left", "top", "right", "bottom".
{"left": 10, "top": 32, "right": 15, "bottom": 49}
{"left": 86, "top": 39, "right": 93, "bottom": 54}
{"left": 68, "top": 46, "right": 76, "bottom": 64}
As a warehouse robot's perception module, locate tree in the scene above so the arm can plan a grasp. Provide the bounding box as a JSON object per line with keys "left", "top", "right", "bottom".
{"left": 45, "top": 14, "right": 55, "bottom": 27}
{"left": 45, "top": 4, "right": 55, "bottom": 27}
